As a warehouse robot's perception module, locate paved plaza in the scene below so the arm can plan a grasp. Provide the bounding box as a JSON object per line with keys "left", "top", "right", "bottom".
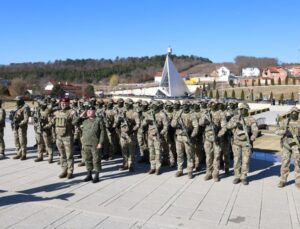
{"left": 0, "top": 124, "right": 299, "bottom": 229}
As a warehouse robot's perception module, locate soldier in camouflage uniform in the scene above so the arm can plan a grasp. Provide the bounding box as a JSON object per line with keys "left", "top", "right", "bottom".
{"left": 227, "top": 102, "right": 258, "bottom": 185}
{"left": 171, "top": 101, "right": 198, "bottom": 178}
{"left": 114, "top": 98, "right": 139, "bottom": 172}
{"left": 191, "top": 101, "right": 204, "bottom": 171}
{"left": 163, "top": 101, "right": 177, "bottom": 167}
{"left": 199, "top": 100, "right": 227, "bottom": 181}
{"left": 74, "top": 104, "right": 105, "bottom": 183}
{"left": 276, "top": 107, "right": 300, "bottom": 189}
{"left": 53, "top": 97, "right": 77, "bottom": 179}
{"left": 0, "top": 100, "right": 6, "bottom": 160}
{"left": 34, "top": 100, "right": 54, "bottom": 163}
{"left": 12, "top": 96, "right": 30, "bottom": 160}
{"left": 142, "top": 101, "right": 168, "bottom": 175}
{"left": 136, "top": 100, "right": 149, "bottom": 163}
{"left": 104, "top": 99, "right": 118, "bottom": 160}
{"left": 218, "top": 101, "right": 231, "bottom": 175}
{"left": 33, "top": 100, "right": 46, "bottom": 162}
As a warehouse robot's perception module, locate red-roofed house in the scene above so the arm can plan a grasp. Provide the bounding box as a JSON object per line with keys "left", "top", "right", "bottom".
{"left": 261, "top": 66, "right": 287, "bottom": 83}
{"left": 286, "top": 65, "right": 300, "bottom": 77}
{"left": 44, "top": 81, "right": 83, "bottom": 97}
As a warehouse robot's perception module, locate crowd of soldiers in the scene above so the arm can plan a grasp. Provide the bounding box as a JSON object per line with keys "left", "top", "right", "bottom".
{"left": 0, "top": 96, "right": 299, "bottom": 188}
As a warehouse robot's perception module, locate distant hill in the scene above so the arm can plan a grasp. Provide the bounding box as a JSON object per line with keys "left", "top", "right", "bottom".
{"left": 0, "top": 55, "right": 212, "bottom": 85}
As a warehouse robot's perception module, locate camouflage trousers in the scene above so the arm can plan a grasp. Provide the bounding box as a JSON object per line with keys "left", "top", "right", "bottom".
{"left": 220, "top": 137, "right": 231, "bottom": 170}
{"left": 83, "top": 145, "right": 102, "bottom": 172}
{"left": 14, "top": 127, "right": 27, "bottom": 157}
{"left": 163, "top": 134, "right": 176, "bottom": 165}
{"left": 176, "top": 135, "right": 194, "bottom": 172}
{"left": 232, "top": 143, "right": 251, "bottom": 180}
{"left": 107, "top": 130, "right": 119, "bottom": 158}
{"left": 56, "top": 135, "right": 74, "bottom": 174}
{"left": 204, "top": 140, "right": 221, "bottom": 177}
{"left": 148, "top": 133, "right": 161, "bottom": 170}
{"left": 120, "top": 134, "right": 135, "bottom": 168}
{"left": 193, "top": 134, "right": 204, "bottom": 168}
{"left": 137, "top": 129, "right": 148, "bottom": 157}
{"left": 36, "top": 131, "right": 53, "bottom": 159}
{"left": 0, "top": 128, "right": 5, "bottom": 155}
{"left": 280, "top": 144, "right": 300, "bottom": 184}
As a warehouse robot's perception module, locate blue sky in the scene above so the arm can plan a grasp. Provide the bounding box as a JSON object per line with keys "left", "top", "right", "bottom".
{"left": 0, "top": 0, "right": 300, "bottom": 64}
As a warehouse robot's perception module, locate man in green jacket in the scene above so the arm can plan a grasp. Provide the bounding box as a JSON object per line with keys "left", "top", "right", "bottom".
{"left": 74, "top": 103, "right": 105, "bottom": 183}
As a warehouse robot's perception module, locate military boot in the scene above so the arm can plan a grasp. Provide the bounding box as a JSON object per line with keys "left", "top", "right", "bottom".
{"left": 59, "top": 171, "right": 68, "bottom": 178}
{"left": 13, "top": 155, "right": 21, "bottom": 160}
{"left": 204, "top": 174, "right": 212, "bottom": 181}
{"left": 0, "top": 153, "right": 5, "bottom": 160}
{"left": 67, "top": 173, "right": 73, "bottom": 179}
{"left": 34, "top": 157, "right": 43, "bottom": 162}
{"left": 195, "top": 164, "right": 201, "bottom": 172}
{"left": 169, "top": 161, "right": 176, "bottom": 168}
{"left": 83, "top": 171, "right": 92, "bottom": 182}
{"left": 277, "top": 181, "right": 286, "bottom": 188}
{"left": 93, "top": 172, "right": 100, "bottom": 183}
{"left": 128, "top": 167, "right": 134, "bottom": 172}
{"left": 20, "top": 155, "right": 27, "bottom": 160}
{"left": 138, "top": 156, "right": 146, "bottom": 163}
{"left": 225, "top": 168, "right": 230, "bottom": 176}
{"left": 187, "top": 171, "right": 193, "bottom": 179}
{"left": 241, "top": 178, "right": 249, "bottom": 185}
{"left": 155, "top": 168, "right": 161, "bottom": 175}
{"left": 119, "top": 165, "right": 128, "bottom": 171}
{"left": 233, "top": 178, "right": 241, "bottom": 184}
{"left": 213, "top": 176, "right": 220, "bottom": 182}
{"left": 148, "top": 169, "right": 155, "bottom": 174}
{"left": 175, "top": 171, "right": 183, "bottom": 177}
{"left": 48, "top": 157, "right": 53, "bottom": 164}
{"left": 296, "top": 183, "right": 300, "bottom": 189}
{"left": 78, "top": 162, "right": 85, "bottom": 167}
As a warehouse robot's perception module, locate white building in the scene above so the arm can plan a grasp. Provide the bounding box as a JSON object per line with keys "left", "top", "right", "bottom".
{"left": 242, "top": 67, "right": 260, "bottom": 77}
{"left": 217, "top": 66, "right": 230, "bottom": 82}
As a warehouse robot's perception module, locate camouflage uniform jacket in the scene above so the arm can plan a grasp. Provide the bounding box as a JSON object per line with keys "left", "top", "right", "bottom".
{"left": 142, "top": 110, "right": 168, "bottom": 137}
{"left": 199, "top": 110, "right": 227, "bottom": 142}
{"left": 171, "top": 111, "right": 199, "bottom": 137}
{"left": 53, "top": 108, "right": 76, "bottom": 137}
{"left": 227, "top": 115, "right": 258, "bottom": 146}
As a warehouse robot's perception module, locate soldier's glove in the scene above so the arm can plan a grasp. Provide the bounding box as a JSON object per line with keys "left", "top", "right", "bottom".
{"left": 191, "top": 131, "right": 197, "bottom": 138}
{"left": 160, "top": 130, "right": 167, "bottom": 135}
{"left": 285, "top": 130, "right": 293, "bottom": 138}
{"left": 236, "top": 122, "right": 243, "bottom": 130}
{"left": 204, "top": 118, "right": 210, "bottom": 125}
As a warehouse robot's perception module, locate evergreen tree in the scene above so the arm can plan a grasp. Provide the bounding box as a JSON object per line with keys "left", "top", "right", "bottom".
{"left": 285, "top": 76, "right": 289, "bottom": 85}
{"left": 265, "top": 79, "right": 268, "bottom": 86}
{"left": 251, "top": 80, "right": 254, "bottom": 87}
{"left": 293, "top": 77, "right": 296, "bottom": 85}
{"left": 51, "top": 84, "right": 65, "bottom": 98}
{"left": 216, "top": 89, "right": 220, "bottom": 99}
{"left": 209, "top": 90, "right": 213, "bottom": 98}
{"left": 213, "top": 79, "right": 217, "bottom": 90}
{"left": 291, "top": 92, "right": 294, "bottom": 101}
{"left": 231, "top": 90, "right": 236, "bottom": 98}
{"left": 271, "top": 78, "right": 275, "bottom": 85}
{"left": 224, "top": 90, "right": 228, "bottom": 98}
{"left": 259, "top": 92, "right": 263, "bottom": 100}
{"left": 270, "top": 91, "right": 273, "bottom": 100}
{"left": 278, "top": 77, "right": 281, "bottom": 85}
{"left": 258, "top": 79, "right": 261, "bottom": 86}
{"left": 241, "top": 89, "right": 245, "bottom": 100}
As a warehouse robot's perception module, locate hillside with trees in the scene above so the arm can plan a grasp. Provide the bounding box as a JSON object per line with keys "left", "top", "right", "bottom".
{"left": 0, "top": 55, "right": 212, "bottom": 86}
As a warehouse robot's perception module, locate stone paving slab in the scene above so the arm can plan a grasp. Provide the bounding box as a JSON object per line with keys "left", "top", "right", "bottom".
{"left": 0, "top": 125, "right": 299, "bottom": 229}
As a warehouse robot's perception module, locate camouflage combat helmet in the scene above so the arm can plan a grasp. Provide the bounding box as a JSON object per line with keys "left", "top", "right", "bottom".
{"left": 238, "top": 102, "right": 250, "bottom": 110}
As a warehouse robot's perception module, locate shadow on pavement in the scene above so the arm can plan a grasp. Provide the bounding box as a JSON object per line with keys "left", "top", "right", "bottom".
{"left": 0, "top": 192, "right": 74, "bottom": 207}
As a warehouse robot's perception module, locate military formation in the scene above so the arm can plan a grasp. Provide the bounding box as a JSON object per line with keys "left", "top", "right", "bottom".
{"left": 0, "top": 96, "right": 299, "bottom": 189}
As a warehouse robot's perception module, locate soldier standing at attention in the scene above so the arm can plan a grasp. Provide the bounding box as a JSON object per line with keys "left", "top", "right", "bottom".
{"left": 227, "top": 103, "right": 258, "bottom": 185}
{"left": 53, "top": 97, "right": 76, "bottom": 179}
{"left": 12, "top": 96, "right": 30, "bottom": 160}
{"left": 276, "top": 107, "right": 300, "bottom": 189}
{"left": 114, "top": 98, "right": 139, "bottom": 172}
{"left": 34, "top": 100, "right": 54, "bottom": 163}
{"left": 142, "top": 101, "right": 168, "bottom": 175}
{"left": 0, "top": 99, "right": 6, "bottom": 160}
{"left": 74, "top": 103, "right": 105, "bottom": 183}
{"left": 171, "top": 101, "right": 198, "bottom": 179}
{"left": 199, "top": 100, "right": 227, "bottom": 182}
{"left": 33, "top": 100, "right": 46, "bottom": 162}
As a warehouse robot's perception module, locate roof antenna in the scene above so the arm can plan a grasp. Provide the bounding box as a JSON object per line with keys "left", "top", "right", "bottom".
{"left": 167, "top": 46, "right": 172, "bottom": 55}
